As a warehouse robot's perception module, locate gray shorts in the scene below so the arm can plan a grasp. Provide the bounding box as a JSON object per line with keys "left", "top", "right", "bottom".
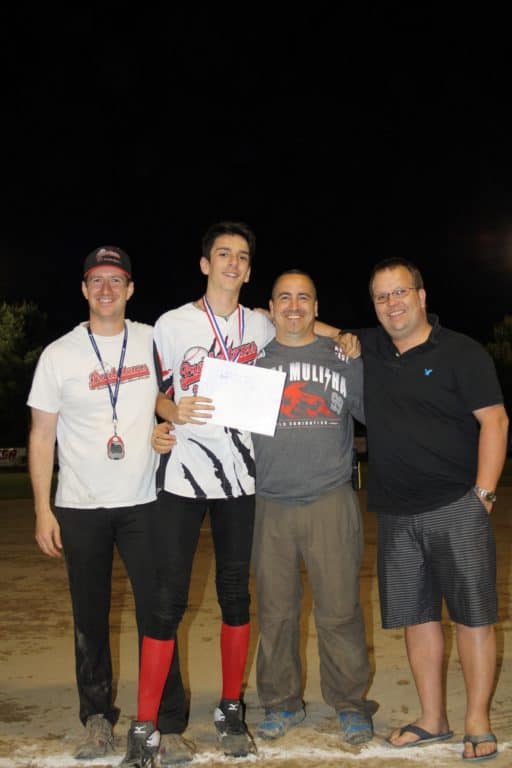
{"left": 377, "top": 489, "right": 497, "bottom": 629}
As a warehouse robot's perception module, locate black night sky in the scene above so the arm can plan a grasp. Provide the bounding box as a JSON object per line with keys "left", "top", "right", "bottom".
{"left": 2, "top": 5, "right": 511, "bottom": 345}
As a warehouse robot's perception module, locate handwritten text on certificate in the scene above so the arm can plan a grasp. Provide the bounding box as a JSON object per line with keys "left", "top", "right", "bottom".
{"left": 197, "top": 356, "right": 286, "bottom": 436}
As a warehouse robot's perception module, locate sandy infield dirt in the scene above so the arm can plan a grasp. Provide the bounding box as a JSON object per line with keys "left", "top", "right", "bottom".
{"left": 1, "top": 491, "right": 511, "bottom": 766}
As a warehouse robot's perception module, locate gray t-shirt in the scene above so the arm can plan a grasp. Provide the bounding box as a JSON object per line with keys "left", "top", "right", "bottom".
{"left": 253, "top": 336, "right": 364, "bottom": 504}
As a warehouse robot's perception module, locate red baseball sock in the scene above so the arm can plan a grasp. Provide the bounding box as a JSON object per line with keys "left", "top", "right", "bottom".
{"left": 137, "top": 636, "right": 175, "bottom": 725}
{"left": 220, "top": 622, "right": 250, "bottom": 700}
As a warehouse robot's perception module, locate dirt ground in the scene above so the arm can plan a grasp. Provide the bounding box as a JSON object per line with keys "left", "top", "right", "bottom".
{"left": 0, "top": 491, "right": 511, "bottom": 767}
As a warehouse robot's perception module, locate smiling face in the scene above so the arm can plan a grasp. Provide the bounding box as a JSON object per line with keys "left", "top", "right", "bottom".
{"left": 371, "top": 266, "right": 429, "bottom": 348}
{"left": 270, "top": 272, "right": 318, "bottom": 346}
{"left": 199, "top": 234, "right": 251, "bottom": 296}
{"left": 81, "top": 265, "right": 134, "bottom": 333}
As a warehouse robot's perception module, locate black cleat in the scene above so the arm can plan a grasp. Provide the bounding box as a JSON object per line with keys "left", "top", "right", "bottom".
{"left": 121, "top": 719, "right": 160, "bottom": 767}
{"left": 213, "top": 698, "right": 256, "bottom": 758}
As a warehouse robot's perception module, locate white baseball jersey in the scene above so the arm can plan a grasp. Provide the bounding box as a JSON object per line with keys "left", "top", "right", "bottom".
{"left": 154, "top": 302, "right": 275, "bottom": 499}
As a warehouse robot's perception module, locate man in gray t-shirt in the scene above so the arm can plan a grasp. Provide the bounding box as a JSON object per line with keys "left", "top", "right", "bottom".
{"left": 251, "top": 270, "right": 373, "bottom": 747}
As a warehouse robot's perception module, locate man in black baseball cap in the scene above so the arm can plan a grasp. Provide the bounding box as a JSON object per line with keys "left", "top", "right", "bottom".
{"left": 28, "top": 245, "right": 192, "bottom": 764}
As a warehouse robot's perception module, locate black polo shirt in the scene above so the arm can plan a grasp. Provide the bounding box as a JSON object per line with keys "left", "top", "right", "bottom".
{"left": 359, "top": 315, "right": 504, "bottom": 516}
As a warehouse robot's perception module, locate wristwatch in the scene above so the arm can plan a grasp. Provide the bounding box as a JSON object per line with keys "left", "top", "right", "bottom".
{"left": 474, "top": 485, "right": 497, "bottom": 503}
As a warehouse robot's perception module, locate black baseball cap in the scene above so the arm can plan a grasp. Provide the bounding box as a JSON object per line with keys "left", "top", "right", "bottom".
{"left": 83, "top": 246, "right": 132, "bottom": 279}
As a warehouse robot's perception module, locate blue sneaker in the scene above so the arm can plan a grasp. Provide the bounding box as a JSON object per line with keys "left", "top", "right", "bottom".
{"left": 256, "top": 709, "right": 306, "bottom": 740}
{"left": 338, "top": 710, "right": 373, "bottom": 745}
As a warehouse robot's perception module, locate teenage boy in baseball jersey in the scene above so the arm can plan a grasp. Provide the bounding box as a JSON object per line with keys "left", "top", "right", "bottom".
{"left": 121, "top": 222, "right": 273, "bottom": 764}
{"left": 27, "top": 247, "right": 189, "bottom": 765}
{"left": 121, "top": 222, "right": 349, "bottom": 765}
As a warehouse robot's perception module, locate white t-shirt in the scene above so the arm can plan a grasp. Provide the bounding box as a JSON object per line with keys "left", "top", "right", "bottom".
{"left": 154, "top": 302, "right": 275, "bottom": 499}
{"left": 27, "top": 320, "right": 158, "bottom": 508}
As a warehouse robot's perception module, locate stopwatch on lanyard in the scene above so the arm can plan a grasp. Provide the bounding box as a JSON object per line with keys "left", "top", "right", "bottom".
{"left": 87, "top": 323, "right": 128, "bottom": 460}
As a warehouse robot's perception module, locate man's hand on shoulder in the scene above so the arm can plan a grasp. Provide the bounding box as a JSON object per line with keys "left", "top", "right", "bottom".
{"left": 335, "top": 332, "right": 361, "bottom": 359}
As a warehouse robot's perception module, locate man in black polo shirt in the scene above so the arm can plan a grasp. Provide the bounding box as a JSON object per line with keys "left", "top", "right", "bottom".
{"left": 360, "top": 258, "right": 508, "bottom": 762}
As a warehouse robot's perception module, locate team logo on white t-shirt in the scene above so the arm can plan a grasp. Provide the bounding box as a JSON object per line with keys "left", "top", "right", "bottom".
{"left": 89, "top": 363, "right": 151, "bottom": 390}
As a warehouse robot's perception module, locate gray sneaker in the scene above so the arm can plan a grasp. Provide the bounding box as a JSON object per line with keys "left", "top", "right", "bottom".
{"left": 121, "top": 720, "right": 160, "bottom": 767}
{"left": 213, "top": 699, "right": 256, "bottom": 758}
{"left": 74, "top": 714, "right": 115, "bottom": 759}
{"left": 158, "top": 733, "right": 195, "bottom": 765}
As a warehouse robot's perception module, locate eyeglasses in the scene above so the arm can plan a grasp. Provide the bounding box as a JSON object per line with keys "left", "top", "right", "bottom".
{"left": 86, "top": 275, "right": 128, "bottom": 289}
{"left": 372, "top": 287, "right": 418, "bottom": 304}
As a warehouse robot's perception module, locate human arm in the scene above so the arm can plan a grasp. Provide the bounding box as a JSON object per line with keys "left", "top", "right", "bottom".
{"left": 314, "top": 321, "right": 361, "bottom": 358}
{"left": 253, "top": 308, "right": 343, "bottom": 340}
{"left": 253, "top": 307, "right": 271, "bottom": 321}
{"left": 254, "top": 308, "right": 360, "bottom": 358}
{"left": 153, "top": 323, "right": 214, "bottom": 426}
{"left": 473, "top": 403, "right": 509, "bottom": 512}
{"left": 333, "top": 331, "right": 361, "bottom": 359}
{"left": 29, "top": 408, "right": 62, "bottom": 558}
{"left": 156, "top": 391, "right": 214, "bottom": 426}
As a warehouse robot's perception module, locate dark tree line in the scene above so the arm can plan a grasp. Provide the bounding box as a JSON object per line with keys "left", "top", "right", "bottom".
{"left": 0, "top": 302, "right": 47, "bottom": 445}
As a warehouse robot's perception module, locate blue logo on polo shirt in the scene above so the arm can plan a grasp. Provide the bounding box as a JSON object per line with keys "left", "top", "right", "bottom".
{"left": 424, "top": 368, "right": 433, "bottom": 376}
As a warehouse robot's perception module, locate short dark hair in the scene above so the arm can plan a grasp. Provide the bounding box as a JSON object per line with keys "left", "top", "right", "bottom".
{"left": 201, "top": 221, "right": 256, "bottom": 262}
{"left": 369, "top": 258, "right": 424, "bottom": 296}
{"left": 271, "top": 269, "right": 317, "bottom": 300}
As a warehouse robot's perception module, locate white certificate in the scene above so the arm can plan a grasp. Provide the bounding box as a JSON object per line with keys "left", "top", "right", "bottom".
{"left": 197, "top": 356, "right": 286, "bottom": 436}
